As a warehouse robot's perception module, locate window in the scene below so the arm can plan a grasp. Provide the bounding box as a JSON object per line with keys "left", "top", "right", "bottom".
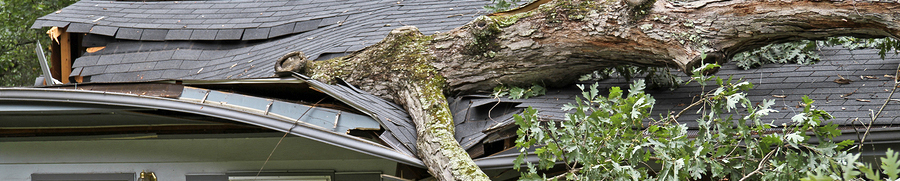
{"left": 186, "top": 172, "right": 333, "bottom": 181}
{"left": 32, "top": 173, "right": 135, "bottom": 181}
{"left": 229, "top": 175, "right": 331, "bottom": 181}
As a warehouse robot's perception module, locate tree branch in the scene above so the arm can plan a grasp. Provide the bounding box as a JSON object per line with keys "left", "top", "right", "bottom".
{"left": 739, "top": 148, "right": 777, "bottom": 181}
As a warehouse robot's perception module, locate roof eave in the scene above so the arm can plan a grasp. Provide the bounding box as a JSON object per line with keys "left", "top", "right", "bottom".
{"left": 0, "top": 87, "right": 425, "bottom": 168}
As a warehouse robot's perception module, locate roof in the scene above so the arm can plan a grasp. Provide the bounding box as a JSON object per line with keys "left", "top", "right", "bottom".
{"left": 33, "top": 0, "right": 489, "bottom": 83}
{"left": 452, "top": 46, "right": 900, "bottom": 165}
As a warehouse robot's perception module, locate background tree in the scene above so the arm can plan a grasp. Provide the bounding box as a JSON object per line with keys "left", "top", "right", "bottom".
{"left": 0, "top": 0, "right": 76, "bottom": 87}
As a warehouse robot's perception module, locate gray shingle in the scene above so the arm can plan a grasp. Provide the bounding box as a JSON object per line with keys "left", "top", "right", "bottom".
{"left": 96, "top": 54, "right": 125, "bottom": 65}
{"left": 120, "top": 52, "right": 150, "bottom": 63}
{"left": 44, "top": 21, "right": 70, "bottom": 28}
{"left": 31, "top": 20, "right": 47, "bottom": 29}
{"left": 89, "top": 26, "right": 119, "bottom": 36}
{"left": 242, "top": 28, "right": 270, "bottom": 40}
{"left": 165, "top": 29, "right": 192, "bottom": 40}
{"left": 319, "top": 15, "right": 348, "bottom": 27}
{"left": 105, "top": 63, "right": 133, "bottom": 73}
{"left": 161, "top": 69, "right": 192, "bottom": 79}
{"left": 146, "top": 50, "right": 176, "bottom": 61}
{"left": 209, "top": 3, "right": 238, "bottom": 9}
{"left": 67, "top": 23, "right": 94, "bottom": 33}
{"left": 180, "top": 60, "right": 209, "bottom": 69}
{"left": 268, "top": 22, "right": 295, "bottom": 38}
{"left": 70, "top": 67, "right": 84, "bottom": 77}
{"left": 137, "top": 42, "right": 167, "bottom": 52}
{"left": 198, "top": 50, "right": 226, "bottom": 60}
{"left": 129, "top": 62, "right": 158, "bottom": 72}
{"left": 190, "top": 30, "right": 218, "bottom": 40}
{"left": 137, "top": 70, "right": 165, "bottom": 80}
{"left": 81, "top": 65, "right": 108, "bottom": 76}
{"left": 140, "top": 29, "right": 168, "bottom": 41}
{"left": 172, "top": 49, "right": 203, "bottom": 60}
{"left": 72, "top": 56, "right": 100, "bottom": 67}
{"left": 215, "top": 29, "right": 244, "bottom": 40}
{"left": 155, "top": 60, "right": 184, "bottom": 69}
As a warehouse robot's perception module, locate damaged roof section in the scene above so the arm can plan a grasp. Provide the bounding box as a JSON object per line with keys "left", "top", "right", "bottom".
{"left": 294, "top": 73, "right": 419, "bottom": 157}
{"left": 452, "top": 46, "right": 900, "bottom": 165}
{"left": 180, "top": 86, "right": 381, "bottom": 134}
{"left": 34, "top": 0, "right": 490, "bottom": 83}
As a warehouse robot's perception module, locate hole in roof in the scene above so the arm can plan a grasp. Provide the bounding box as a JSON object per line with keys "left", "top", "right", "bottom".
{"left": 467, "top": 101, "right": 522, "bottom": 122}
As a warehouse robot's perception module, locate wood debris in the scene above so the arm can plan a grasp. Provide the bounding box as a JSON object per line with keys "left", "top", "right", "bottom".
{"left": 86, "top": 47, "right": 105, "bottom": 53}
{"left": 864, "top": 75, "right": 877, "bottom": 79}
{"left": 840, "top": 89, "right": 857, "bottom": 98}
{"left": 46, "top": 27, "right": 62, "bottom": 44}
{"left": 856, "top": 99, "right": 871, "bottom": 102}
{"left": 772, "top": 95, "right": 787, "bottom": 98}
{"left": 834, "top": 74, "right": 852, "bottom": 84}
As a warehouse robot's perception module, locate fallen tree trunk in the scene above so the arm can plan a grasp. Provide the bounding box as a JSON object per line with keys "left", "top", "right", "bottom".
{"left": 304, "top": 0, "right": 900, "bottom": 180}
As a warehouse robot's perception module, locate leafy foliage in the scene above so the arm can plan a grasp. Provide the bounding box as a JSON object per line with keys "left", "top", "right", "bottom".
{"left": 820, "top": 37, "right": 900, "bottom": 59}
{"left": 493, "top": 83, "right": 547, "bottom": 100}
{"left": 733, "top": 40, "right": 820, "bottom": 70}
{"left": 513, "top": 63, "right": 900, "bottom": 180}
{"left": 484, "top": 0, "right": 525, "bottom": 13}
{"left": 733, "top": 37, "right": 900, "bottom": 70}
{"left": 578, "top": 66, "right": 683, "bottom": 90}
{"left": 0, "top": 0, "right": 77, "bottom": 87}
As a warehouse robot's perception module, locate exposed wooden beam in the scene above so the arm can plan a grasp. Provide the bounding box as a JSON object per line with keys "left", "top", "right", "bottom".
{"left": 59, "top": 28, "right": 71, "bottom": 84}
{"left": 49, "top": 35, "right": 61, "bottom": 83}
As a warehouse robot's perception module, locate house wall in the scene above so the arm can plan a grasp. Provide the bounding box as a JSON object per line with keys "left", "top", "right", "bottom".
{"left": 0, "top": 135, "right": 397, "bottom": 181}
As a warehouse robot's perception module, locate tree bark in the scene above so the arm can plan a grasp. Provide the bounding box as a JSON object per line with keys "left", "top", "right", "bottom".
{"left": 304, "top": 0, "right": 900, "bottom": 180}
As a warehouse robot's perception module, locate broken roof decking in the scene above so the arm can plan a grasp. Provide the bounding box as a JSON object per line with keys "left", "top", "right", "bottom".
{"left": 34, "top": 0, "right": 490, "bottom": 83}
{"left": 293, "top": 73, "right": 419, "bottom": 158}
{"left": 453, "top": 46, "right": 900, "bottom": 159}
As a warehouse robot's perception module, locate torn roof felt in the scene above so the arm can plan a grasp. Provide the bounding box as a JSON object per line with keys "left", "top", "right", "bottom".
{"left": 35, "top": 0, "right": 490, "bottom": 83}
{"left": 453, "top": 46, "right": 900, "bottom": 160}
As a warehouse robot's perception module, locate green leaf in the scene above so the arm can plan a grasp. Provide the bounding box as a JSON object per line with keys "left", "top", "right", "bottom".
{"left": 861, "top": 164, "right": 883, "bottom": 181}
{"left": 608, "top": 86, "right": 622, "bottom": 99}
{"left": 836, "top": 140, "right": 855, "bottom": 150}
{"left": 509, "top": 87, "right": 525, "bottom": 99}
{"left": 800, "top": 171, "right": 834, "bottom": 181}
{"left": 785, "top": 132, "right": 805, "bottom": 148}
{"left": 882, "top": 148, "right": 900, "bottom": 180}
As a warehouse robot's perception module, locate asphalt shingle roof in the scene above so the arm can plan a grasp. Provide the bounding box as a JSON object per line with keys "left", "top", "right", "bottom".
{"left": 34, "top": 0, "right": 490, "bottom": 83}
